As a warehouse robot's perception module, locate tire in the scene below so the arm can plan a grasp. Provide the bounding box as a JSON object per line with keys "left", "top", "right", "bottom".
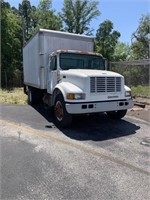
{"left": 54, "top": 94, "right": 72, "bottom": 127}
{"left": 106, "top": 109, "right": 127, "bottom": 119}
{"left": 28, "top": 87, "right": 37, "bottom": 105}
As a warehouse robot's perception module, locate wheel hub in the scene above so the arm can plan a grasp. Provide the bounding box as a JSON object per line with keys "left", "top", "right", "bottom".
{"left": 55, "top": 101, "right": 63, "bottom": 121}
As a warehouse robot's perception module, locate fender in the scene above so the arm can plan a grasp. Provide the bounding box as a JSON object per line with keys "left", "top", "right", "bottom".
{"left": 124, "top": 85, "right": 131, "bottom": 92}
{"left": 52, "top": 82, "right": 83, "bottom": 105}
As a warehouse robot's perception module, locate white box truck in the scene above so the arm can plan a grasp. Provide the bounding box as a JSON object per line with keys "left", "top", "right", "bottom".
{"left": 23, "top": 29, "right": 134, "bottom": 127}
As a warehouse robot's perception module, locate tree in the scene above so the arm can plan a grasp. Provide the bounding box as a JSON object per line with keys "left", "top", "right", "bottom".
{"left": 131, "top": 14, "right": 150, "bottom": 59}
{"left": 1, "top": 1, "right": 22, "bottom": 72}
{"left": 29, "top": 6, "right": 38, "bottom": 29}
{"left": 19, "top": 0, "right": 31, "bottom": 42}
{"left": 38, "top": 0, "right": 52, "bottom": 10}
{"left": 18, "top": 0, "right": 62, "bottom": 43}
{"left": 37, "top": 0, "right": 62, "bottom": 30}
{"left": 29, "top": 0, "right": 62, "bottom": 33}
{"left": 95, "top": 20, "right": 121, "bottom": 61}
{"left": 22, "top": 0, "right": 31, "bottom": 36}
{"left": 113, "top": 42, "right": 132, "bottom": 61}
{"left": 60, "top": 0, "right": 100, "bottom": 34}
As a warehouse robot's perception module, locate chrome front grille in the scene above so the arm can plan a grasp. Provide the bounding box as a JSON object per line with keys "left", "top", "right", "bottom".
{"left": 90, "top": 77, "right": 121, "bottom": 93}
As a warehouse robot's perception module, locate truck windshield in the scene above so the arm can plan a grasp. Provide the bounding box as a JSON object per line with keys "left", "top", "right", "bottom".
{"left": 60, "top": 53, "right": 105, "bottom": 70}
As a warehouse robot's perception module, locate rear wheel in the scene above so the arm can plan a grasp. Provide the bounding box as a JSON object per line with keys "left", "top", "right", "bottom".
{"left": 106, "top": 110, "right": 127, "bottom": 119}
{"left": 28, "top": 87, "right": 44, "bottom": 106}
{"left": 54, "top": 94, "right": 72, "bottom": 127}
{"left": 28, "top": 87, "right": 43, "bottom": 105}
{"left": 28, "top": 87, "right": 37, "bottom": 105}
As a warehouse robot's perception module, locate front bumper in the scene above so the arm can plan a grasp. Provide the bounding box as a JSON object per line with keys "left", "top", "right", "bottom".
{"left": 65, "top": 99, "right": 134, "bottom": 114}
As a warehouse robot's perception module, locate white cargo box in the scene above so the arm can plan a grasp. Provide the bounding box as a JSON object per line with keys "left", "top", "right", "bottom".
{"left": 23, "top": 29, "right": 94, "bottom": 89}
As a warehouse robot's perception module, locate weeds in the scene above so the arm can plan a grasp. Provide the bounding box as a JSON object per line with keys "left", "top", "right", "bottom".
{"left": 131, "top": 85, "right": 150, "bottom": 98}
{"left": 0, "top": 88, "right": 27, "bottom": 104}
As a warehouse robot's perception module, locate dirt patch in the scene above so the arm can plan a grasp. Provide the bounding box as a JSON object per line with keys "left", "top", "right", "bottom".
{"left": 128, "top": 106, "right": 150, "bottom": 123}
{"left": 128, "top": 97, "right": 150, "bottom": 123}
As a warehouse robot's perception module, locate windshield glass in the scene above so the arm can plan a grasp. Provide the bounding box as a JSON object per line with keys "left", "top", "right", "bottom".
{"left": 60, "top": 53, "right": 105, "bottom": 70}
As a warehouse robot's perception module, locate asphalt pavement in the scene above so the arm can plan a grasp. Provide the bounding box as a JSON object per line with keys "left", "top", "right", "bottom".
{"left": 0, "top": 104, "right": 150, "bottom": 200}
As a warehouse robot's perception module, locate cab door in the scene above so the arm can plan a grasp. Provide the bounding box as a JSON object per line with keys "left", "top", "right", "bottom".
{"left": 47, "top": 55, "right": 57, "bottom": 94}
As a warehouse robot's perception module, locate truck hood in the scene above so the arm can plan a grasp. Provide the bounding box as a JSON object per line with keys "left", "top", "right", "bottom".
{"left": 60, "top": 69, "right": 123, "bottom": 78}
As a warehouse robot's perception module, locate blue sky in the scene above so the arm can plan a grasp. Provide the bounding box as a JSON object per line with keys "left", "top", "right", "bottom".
{"left": 7, "top": 0, "right": 149, "bottom": 44}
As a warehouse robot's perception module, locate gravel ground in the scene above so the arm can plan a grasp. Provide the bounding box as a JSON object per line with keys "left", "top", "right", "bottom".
{"left": 128, "top": 97, "right": 150, "bottom": 123}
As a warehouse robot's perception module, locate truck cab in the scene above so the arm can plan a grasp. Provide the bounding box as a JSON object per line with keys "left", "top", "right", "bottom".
{"left": 44, "top": 50, "right": 133, "bottom": 127}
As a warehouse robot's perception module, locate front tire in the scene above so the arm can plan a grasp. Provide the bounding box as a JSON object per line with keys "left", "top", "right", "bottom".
{"left": 54, "top": 94, "right": 72, "bottom": 127}
{"left": 106, "top": 109, "right": 127, "bottom": 119}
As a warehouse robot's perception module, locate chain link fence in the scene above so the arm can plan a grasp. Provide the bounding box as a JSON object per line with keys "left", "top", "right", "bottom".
{"left": 110, "top": 59, "right": 150, "bottom": 87}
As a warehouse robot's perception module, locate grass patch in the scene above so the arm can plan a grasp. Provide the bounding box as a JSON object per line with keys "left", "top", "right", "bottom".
{"left": 0, "top": 88, "right": 27, "bottom": 104}
{"left": 131, "top": 85, "right": 150, "bottom": 98}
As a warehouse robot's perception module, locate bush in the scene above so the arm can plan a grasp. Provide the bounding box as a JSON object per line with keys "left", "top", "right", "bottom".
{"left": 131, "top": 85, "right": 150, "bottom": 98}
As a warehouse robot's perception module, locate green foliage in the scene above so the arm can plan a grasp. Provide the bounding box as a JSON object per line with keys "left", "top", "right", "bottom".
{"left": 1, "top": 0, "right": 62, "bottom": 75}
{"left": 18, "top": 0, "right": 62, "bottom": 43}
{"left": 1, "top": 1, "right": 22, "bottom": 72}
{"left": 131, "top": 14, "right": 150, "bottom": 59}
{"left": 60, "top": 0, "right": 100, "bottom": 34}
{"left": 113, "top": 42, "right": 132, "bottom": 61}
{"left": 38, "top": 0, "right": 52, "bottom": 10}
{"left": 112, "top": 64, "right": 149, "bottom": 88}
{"left": 131, "top": 86, "right": 150, "bottom": 97}
{"left": 95, "top": 20, "right": 121, "bottom": 61}
{"left": 20, "top": 0, "right": 31, "bottom": 37}
{"left": 35, "top": 0, "right": 62, "bottom": 31}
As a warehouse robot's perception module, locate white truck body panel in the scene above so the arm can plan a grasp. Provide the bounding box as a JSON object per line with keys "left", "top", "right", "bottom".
{"left": 58, "top": 69, "right": 125, "bottom": 102}
{"left": 66, "top": 100, "right": 134, "bottom": 114}
{"left": 55, "top": 69, "right": 134, "bottom": 114}
{"left": 23, "top": 29, "right": 94, "bottom": 89}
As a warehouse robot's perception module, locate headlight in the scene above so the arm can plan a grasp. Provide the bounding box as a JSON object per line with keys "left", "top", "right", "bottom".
{"left": 66, "top": 93, "right": 85, "bottom": 100}
{"left": 125, "top": 91, "right": 131, "bottom": 97}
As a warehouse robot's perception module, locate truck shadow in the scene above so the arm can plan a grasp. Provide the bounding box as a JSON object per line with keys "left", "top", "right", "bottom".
{"left": 62, "top": 115, "right": 140, "bottom": 141}
{"left": 33, "top": 104, "right": 140, "bottom": 142}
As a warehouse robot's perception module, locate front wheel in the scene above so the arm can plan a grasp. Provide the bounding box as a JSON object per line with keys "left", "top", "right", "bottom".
{"left": 54, "top": 94, "right": 72, "bottom": 127}
{"left": 106, "top": 110, "right": 127, "bottom": 119}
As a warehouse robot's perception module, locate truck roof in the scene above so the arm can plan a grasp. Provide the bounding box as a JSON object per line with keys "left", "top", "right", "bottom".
{"left": 24, "top": 29, "right": 94, "bottom": 47}
{"left": 39, "top": 29, "right": 94, "bottom": 39}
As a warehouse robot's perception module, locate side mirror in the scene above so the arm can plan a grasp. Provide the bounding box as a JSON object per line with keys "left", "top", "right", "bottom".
{"left": 104, "top": 59, "right": 111, "bottom": 71}
{"left": 105, "top": 59, "right": 108, "bottom": 70}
